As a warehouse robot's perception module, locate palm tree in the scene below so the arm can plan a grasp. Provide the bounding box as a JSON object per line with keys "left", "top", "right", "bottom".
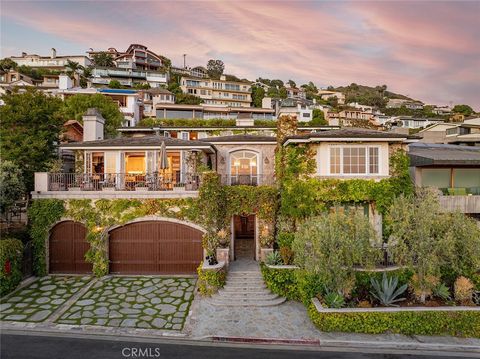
{"left": 92, "top": 52, "right": 115, "bottom": 67}
{"left": 65, "top": 60, "right": 81, "bottom": 78}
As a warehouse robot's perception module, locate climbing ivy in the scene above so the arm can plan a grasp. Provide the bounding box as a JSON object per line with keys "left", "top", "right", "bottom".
{"left": 28, "top": 199, "right": 65, "bottom": 276}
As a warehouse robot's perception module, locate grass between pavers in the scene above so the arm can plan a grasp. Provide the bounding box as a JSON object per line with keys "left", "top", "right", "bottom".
{"left": 308, "top": 304, "right": 480, "bottom": 338}
{"left": 56, "top": 276, "right": 196, "bottom": 331}
{"left": 0, "top": 276, "right": 92, "bottom": 322}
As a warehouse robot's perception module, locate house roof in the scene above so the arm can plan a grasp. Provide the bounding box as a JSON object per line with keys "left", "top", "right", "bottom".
{"left": 408, "top": 143, "right": 480, "bottom": 166}
{"left": 283, "top": 128, "right": 411, "bottom": 145}
{"left": 199, "top": 135, "right": 277, "bottom": 144}
{"left": 61, "top": 135, "right": 214, "bottom": 151}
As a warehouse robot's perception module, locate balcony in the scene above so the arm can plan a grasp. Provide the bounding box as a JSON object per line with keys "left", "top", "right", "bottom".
{"left": 438, "top": 187, "right": 480, "bottom": 213}
{"left": 220, "top": 174, "right": 275, "bottom": 186}
{"left": 33, "top": 172, "right": 200, "bottom": 199}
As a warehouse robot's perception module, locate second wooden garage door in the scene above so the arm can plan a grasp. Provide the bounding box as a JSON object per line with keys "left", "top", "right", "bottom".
{"left": 109, "top": 221, "right": 203, "bottom": 274}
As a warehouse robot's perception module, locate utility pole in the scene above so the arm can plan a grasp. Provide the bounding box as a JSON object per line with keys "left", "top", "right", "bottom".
{"left": 183, "top": 54, "right": 187, "bottom": 69}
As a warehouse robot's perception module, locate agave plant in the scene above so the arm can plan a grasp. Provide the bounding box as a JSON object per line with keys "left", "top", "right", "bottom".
{"left": 370, "top": 273, "right": 407, "bottom": 307}
{"left": 432, "top": 283, "right": 451, "bottom": 301}
{"left": 265, "top": 251, "right": 283, "bottom": 265}
{"left": 322, "top": 289, "right": 345, "bottom": 309}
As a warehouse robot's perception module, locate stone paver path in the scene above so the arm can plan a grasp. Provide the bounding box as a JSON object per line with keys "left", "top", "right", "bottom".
{"left": 0, "top": 276, "right": 92, "bottom": 322}
{"left": 57, "top": 276, "right": 195, "bottom": 330}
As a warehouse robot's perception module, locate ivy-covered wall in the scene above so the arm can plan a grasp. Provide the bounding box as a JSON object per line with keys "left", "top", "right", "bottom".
{"left": 28, "top": 173, "right": 279, "bottom": 277}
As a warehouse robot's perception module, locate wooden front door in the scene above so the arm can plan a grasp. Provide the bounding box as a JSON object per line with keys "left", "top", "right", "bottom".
{"left": 108, "top": 221, "right": 203, "bottom": 274}
{"left": 49, "top": 221, "right": 92, "bottom": 274}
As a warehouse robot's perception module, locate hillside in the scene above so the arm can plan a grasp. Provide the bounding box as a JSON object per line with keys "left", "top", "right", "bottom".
{"left": 332, "top": 84, "right": 415, "bottom": 108}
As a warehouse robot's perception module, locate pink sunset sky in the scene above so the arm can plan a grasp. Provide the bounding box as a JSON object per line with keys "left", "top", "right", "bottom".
{"left": 1, "top": 0, "right": 479, "bottom": 109}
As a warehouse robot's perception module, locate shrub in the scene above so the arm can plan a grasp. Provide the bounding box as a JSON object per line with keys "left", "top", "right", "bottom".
{"left": 370, "top": 273, "right": 407, "bottom": 307}
{"left": 296, "top": 270, "right": 324, "bottom": 305}
{"left": 293, "top": 211, "right": 380, "bottom": 295}
{"left": 0, "top": 238, "right": 24, "bottom": 296}
{"left": 277, "top": 232, "right": 294, "bottom": 248}
{"left": 454, "top": 276, "right": 474, "bottom": 304}
{"left": 410, "top": 274, "right": 439, "bottom": 303}
{"left": 196, "top": 262, "right": 226, "bottom": 296}
{"left": 279, "top": 246, "right": 294, "bottom": 265}
{"left": 260, "top": 263, "right": 299, "bottom": 301}
{"left": 308, "top": 305, "right": 480, "bottom": 337}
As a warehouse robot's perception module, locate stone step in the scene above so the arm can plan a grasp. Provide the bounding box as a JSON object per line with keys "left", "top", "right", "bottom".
{"left": 221, "top": 286, "right": 268, "bottom": 292}
{"left": 209, "top": 296, "right": 286, "bottom": 307}
{"left": 216, "top": 291, "right": 279, "bottom": 300}
{"left": 225, "top": 277, "right": 265, "bottom": 283}
{"left": 227, "top": 273, "right": 263, "bottom": 279}
{"left": 223, "top": 282, "right": 267, "bottom": 289}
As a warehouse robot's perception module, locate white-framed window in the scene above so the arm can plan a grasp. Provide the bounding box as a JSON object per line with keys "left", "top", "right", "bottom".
{"left": 329, "top": 146, "right": 380, "bottom": 175}
{"left": 180, "top": 131, "right": 190, "bottom": 140}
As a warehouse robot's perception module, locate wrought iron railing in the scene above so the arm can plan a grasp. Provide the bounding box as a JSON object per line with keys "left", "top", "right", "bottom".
{"left": 47, "top": 172, "right": 200, "bottom": 192}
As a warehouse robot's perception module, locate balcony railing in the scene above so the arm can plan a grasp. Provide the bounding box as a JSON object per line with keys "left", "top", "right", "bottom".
{"left": 220, "top": 174, "right": 275, "bottom": 186}
{"left": 47, "top": 172, "right": 200, "bottom": 192}
{"left": 439, "top": 187, "right": 480, "bottom": 196}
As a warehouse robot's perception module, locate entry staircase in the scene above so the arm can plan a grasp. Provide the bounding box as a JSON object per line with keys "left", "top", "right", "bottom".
{"left": 209, "top": 260, "right": 286, "bottom": 307}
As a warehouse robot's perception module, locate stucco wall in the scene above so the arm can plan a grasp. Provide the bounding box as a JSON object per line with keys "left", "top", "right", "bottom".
{"left": 213, "top": 143, "right": 277, "bottom": 184}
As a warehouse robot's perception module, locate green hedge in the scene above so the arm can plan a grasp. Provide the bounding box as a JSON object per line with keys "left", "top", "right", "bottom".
{"left": 0, "top": 238, "right": 24, "bottom": 296}
{"left": 308, "top": 304, "right": 480, "bottom": 338}
{"left": 260, "top": 263, "right": 299, "bottom": 301}
{"left": 197, "top": 262, "right": 226, "bottom": 296}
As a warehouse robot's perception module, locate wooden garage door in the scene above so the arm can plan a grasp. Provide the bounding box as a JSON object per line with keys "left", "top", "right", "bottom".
{"left": 49, "top": 221, "right": 92, "bottom": 274}
{"left": 109, "top": 221, "right": 203, "bottom": 274}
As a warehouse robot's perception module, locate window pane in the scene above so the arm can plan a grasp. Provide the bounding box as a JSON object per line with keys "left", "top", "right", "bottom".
{"left": 422, "top": 169, "right": 450, "bottom": 188}
{"left": 330, "top": 148, "right": 340, "bottom": 174}
{"left": 369, "top": 147, "right": 379, "bottom": 174}
{"left": 454, "top": 169, "right": 480, "bottom": 188}
{"left": 105, "top": 152, "right": 116, "bottom": 174}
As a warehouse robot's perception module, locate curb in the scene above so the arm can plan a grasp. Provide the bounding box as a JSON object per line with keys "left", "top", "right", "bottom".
{"left": 2, "top": 324, "right": 479, "bottom": 354}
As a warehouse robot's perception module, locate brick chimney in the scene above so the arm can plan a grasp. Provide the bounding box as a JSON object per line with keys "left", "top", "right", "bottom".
{"left": 82, "top": 108, "right": 105, "bottom": 141}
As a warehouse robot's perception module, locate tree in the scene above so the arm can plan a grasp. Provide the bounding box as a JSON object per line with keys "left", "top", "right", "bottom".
{"left": 452, "top": 104, "right": 474, "bottom": 116}
{"left": 206, "top": 59, "right": 225, "bottom": 78}
{"left": 251, "top": 85, "right": 265, "bottom": 107}
{"left": 0, "top": 58, "right": 17, "bottom": 72}
{"left": 301, "top": 81, "right": 319, "bottom": 100}
{"left": 65, "top": 60, "right": 82, "bottom": 78}
{"left": 278, "top": 87, "right": 287, "bottom": 99}
{"left": 60, "top": 94, "right": 124, "bottom": 137}
{"left": 386, "top": 189, "right": 480, "bottom": 302}
{"left": 266, "top": 87, "right": 280, "bottom": 98}
{"left": 0, "top": 161, "right": 25, "bottom": 216}
{"left": 287, "top": 79, "right": 296, "bottom": 88}
{"left": 175, "top": 93, "right": 203, "bottom": 105}
{"left": 108, "top": 80, "right": 122, "bottom": 89}
{"left": 0, "top": 89, "right": 64, "bottom": 191}
{"left": 310, "top": 109, "right": 327, "bottom": 125}
{"left": 92, "top": 52, "right": 115, "bottom": 67}
{"left": 293, "top": 211, "right": 380, "bottom": 296}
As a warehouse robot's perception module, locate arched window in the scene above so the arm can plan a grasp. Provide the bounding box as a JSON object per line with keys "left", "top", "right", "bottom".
{"left": 230, "top": 151, "right": 258, "bottom": 185}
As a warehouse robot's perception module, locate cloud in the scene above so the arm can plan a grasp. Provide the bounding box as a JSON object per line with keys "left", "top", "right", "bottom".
{"left": 2, "top": 0, "right": 479, "bottom": 109}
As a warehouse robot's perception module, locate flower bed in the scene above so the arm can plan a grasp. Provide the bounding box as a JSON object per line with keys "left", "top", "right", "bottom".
{"left": 309, "top": 298, "right": 480, "bottom": 338}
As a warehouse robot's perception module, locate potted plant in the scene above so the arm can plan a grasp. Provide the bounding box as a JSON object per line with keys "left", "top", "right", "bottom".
{"left": 216, "top": 229, "right": 230, "bottom": 265}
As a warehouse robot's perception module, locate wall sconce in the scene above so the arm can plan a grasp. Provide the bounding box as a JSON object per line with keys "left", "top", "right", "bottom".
{"left": 220, "top": 156, "right": 225, "bottom": 165}
{"left": 264, "top": 157, "right": 269, "bottom": 164}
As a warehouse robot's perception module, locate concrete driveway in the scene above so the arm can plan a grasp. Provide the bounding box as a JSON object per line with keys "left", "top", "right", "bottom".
{"left": 1, "top": 276, "right": 196, "bottom": 331}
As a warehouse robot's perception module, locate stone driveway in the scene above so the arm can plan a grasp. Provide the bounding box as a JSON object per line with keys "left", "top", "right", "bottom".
{"left": 57, "top": 276, "right": 195, "bottom": 330}
{"left": 0, "top": 276, "right": 91, "bottom": 322}
{"left": 1, "top": 276, "right": 196, "bottom": 331}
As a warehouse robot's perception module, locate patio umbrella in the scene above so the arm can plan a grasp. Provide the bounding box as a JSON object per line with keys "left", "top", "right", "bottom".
{"left": 159, "top": 141, "right": 168, "bottom": 170}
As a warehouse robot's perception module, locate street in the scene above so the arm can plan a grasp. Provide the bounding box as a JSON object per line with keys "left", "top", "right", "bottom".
{"left": 0, "top": 333, "right": 469, "bottom": 359}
